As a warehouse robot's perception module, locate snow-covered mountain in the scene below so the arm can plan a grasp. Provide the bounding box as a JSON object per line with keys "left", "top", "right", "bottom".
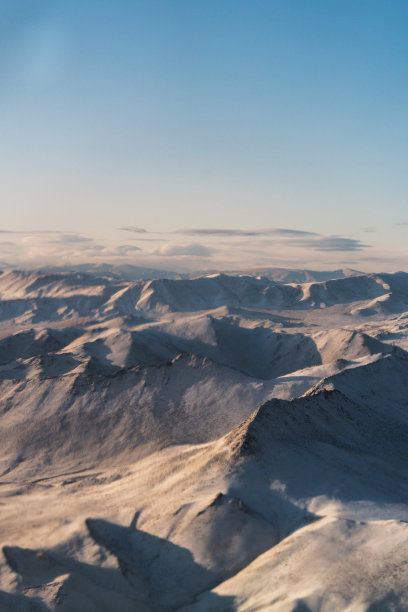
{"left": 1, "top": 269, "right": 408, "bottom": 321}
{"left": 26, "top": 264, "right": 361, "bottom": 284}
{"left": 1, "top": 269, "right": 408, "bottom": 610}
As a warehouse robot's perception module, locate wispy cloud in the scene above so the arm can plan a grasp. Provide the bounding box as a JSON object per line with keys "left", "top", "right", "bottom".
{"left": 0, "top": 231, "right": 143, "bottom": 267}
{"left": 0, "top": 229, "right": 82, "bottom": 235}
{"left": 128, "top": 237, "right": 169, "bottom": 242}
{"left": 292, "top": 236, "right": 369, "bottom": 252}
{"left": 175, "top": 228, "right": 368, "bottom": 252}
{"left": 154, "top": 243, "right": 213, "bottom": 257}
{"left": 117, "top": 226, "right": 149, "bottom": 233}
{"left": 175, "top": 227, "right": 318, "bottom": 237}
{"left": 103, "top": 245, "right": 141, "bottom": 256}
{"left": 43, "top": 234, "right": 94, "bottom": 244}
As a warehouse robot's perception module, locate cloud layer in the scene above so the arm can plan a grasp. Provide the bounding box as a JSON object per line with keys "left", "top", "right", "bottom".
{"left": 1, "top": 224, "right": 401, "bottom": 274}
{"left": 0, "top": 232, "right": 141, "bottom": 268}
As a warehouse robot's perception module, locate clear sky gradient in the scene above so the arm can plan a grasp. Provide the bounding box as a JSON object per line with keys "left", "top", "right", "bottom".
{"left": 0, "top": 0, "right": 407, "bottom": 271}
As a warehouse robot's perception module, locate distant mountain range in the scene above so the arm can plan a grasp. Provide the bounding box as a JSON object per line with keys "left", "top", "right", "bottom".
{"left": 1, "top": 262, "right": 363, "bottom": 283}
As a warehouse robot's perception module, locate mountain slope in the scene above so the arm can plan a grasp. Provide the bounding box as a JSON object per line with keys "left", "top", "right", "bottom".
{"left": 2, "top": 353, "right": 408, "bottom": 610}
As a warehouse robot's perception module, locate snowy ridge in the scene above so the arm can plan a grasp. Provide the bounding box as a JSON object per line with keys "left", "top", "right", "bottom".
{"left": 1, "top": 270, "right": 408, "bottom": 323}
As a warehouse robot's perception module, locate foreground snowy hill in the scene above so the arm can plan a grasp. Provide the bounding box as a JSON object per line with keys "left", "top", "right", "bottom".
{"left": 1, "top": 269, "right": 408, "bottom": 610}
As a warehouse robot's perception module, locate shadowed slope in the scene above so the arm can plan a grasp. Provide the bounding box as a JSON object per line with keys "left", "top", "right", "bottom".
{"left": 3, "top": 521, "right": 237, "bottom": 612}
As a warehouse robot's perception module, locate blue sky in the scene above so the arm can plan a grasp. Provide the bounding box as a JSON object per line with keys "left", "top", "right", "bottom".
{"left": 0, "top": 0, "right": 407, "bottom": 270}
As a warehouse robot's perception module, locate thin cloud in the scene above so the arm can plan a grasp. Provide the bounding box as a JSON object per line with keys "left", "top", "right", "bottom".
{"left": 117, "top": 226, "right": 148, "bottom": 233}
{"left": 0, "top": 232, "right": 143, "bottom": 267}
{"left": 128, "top": 237, "right": 169, "bottom": 242}
{"left": 45, "top": 234, "right": 94, "bottom": 244}
{"left": 292, "top": 236, "right": 369, "bottom": 252}
{"left": 181, "top": 227, "right": 369, "bottom": 252}
{"left": 175, "top": 228, "right": 318, "bottom": 237}
{"left": 103, "top": 245, "right": 141, "bottom": 256}
{"left": 269, "top": 228, "right": 319, "bottom": 237}
{"left": 0, "top": 229, "right": 83, "bottom": 235}
{"left": 154, "top": 243, "right": 213, "bottom": 257}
